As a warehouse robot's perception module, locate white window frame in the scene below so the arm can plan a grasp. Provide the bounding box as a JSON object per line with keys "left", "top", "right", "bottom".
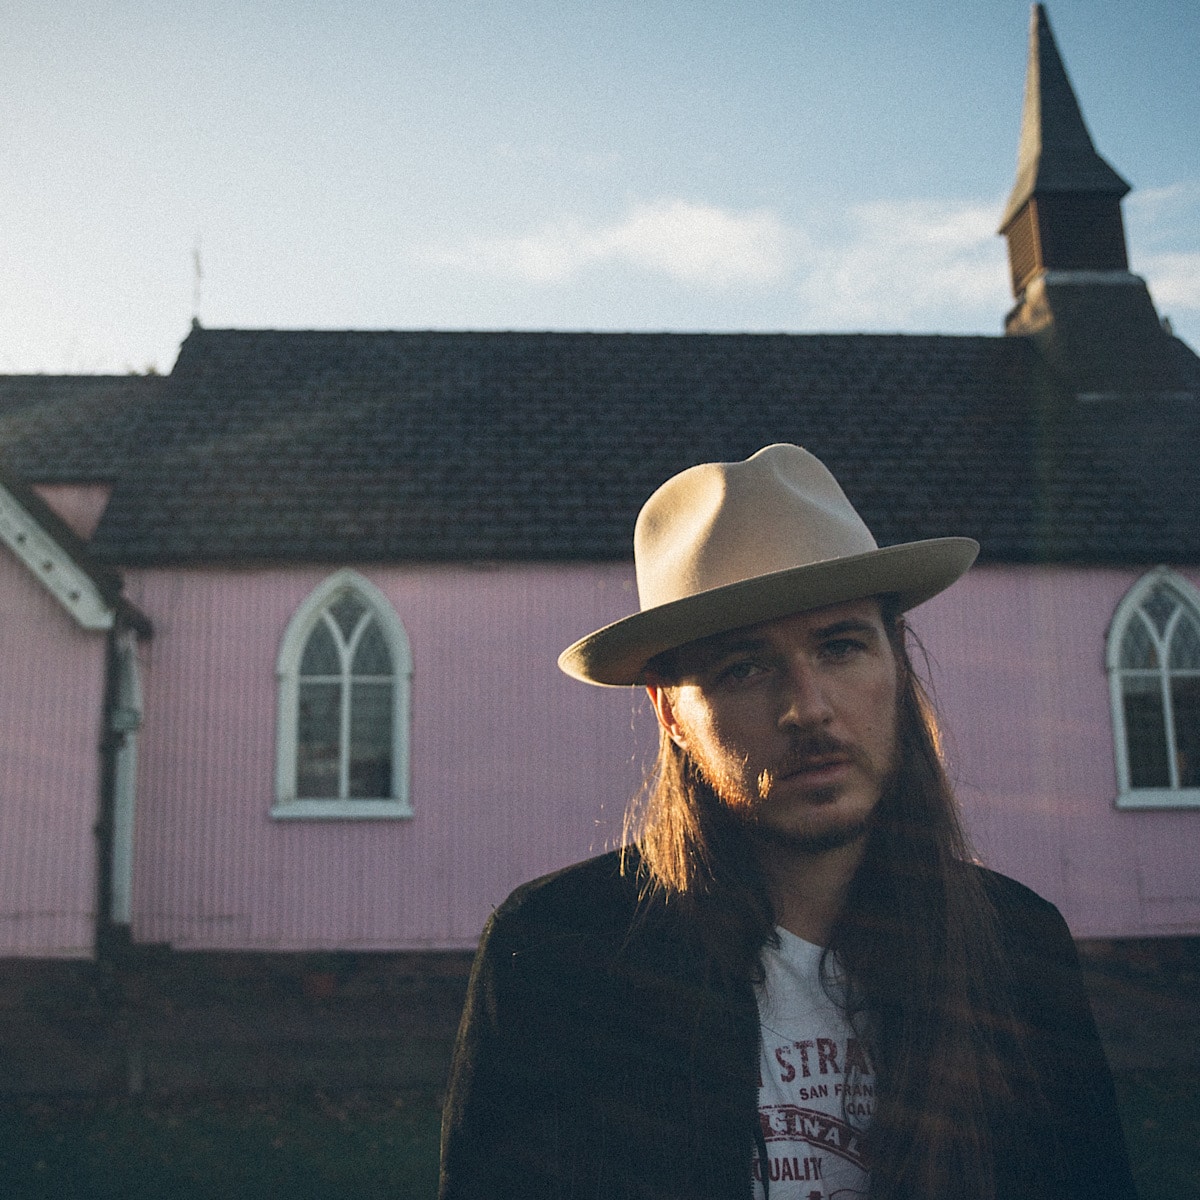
{"left": 273, "top": 570, "right": 413, "bottom": 820}
{"left": 1107, "top": 566, "right": 1200, "bottom": 810}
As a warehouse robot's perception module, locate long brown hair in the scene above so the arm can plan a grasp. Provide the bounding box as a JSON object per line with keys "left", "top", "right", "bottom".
{"left": 625, "top": 609, "right": 1030, "bottom": 1200}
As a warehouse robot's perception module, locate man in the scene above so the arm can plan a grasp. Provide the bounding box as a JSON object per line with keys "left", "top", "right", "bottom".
{"left": 440, "top": 445, "right": 1135, "bottom": 1199}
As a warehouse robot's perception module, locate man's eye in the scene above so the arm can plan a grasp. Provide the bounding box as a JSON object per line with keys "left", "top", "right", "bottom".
{"left": 717, "top": 659, "right": 764, "bottom": 683}
{"left": 822, "top": 638, "right": 865, "bottom": 660}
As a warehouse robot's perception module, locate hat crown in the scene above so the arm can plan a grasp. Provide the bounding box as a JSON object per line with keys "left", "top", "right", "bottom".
{"left": 634, "top": 444, "right": 877, "bottom": 610}
{"left": 558, "top": 443, "right": 977, "bottom": 686}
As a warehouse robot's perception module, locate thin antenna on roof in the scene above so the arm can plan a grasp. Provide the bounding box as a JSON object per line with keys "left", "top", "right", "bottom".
{"left": 192, "top": 234, "right": 204, "bottom": 325}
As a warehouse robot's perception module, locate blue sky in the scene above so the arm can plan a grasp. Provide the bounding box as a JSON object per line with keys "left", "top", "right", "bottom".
{"left": 2, "top": 1, "right": 1197, "bottom": 373}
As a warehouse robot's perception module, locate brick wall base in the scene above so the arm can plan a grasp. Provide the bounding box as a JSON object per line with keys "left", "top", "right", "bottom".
{"left": 0, "top": 945, "right": 473, "bottom": 1097}
{"left": 0, "top": 937, "right": 1195, "bottom": 1095}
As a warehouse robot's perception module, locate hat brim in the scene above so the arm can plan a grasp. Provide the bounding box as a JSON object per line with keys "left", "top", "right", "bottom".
{"left": 558, "top": 537, "right": 979, "bottom": 686}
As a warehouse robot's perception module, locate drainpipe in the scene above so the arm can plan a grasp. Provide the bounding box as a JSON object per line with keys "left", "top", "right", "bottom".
{"left": 95, "top": 626, "right": 123, "bottom": 961}
{"left": 95, "top": 626, "right": 143, "bottom": 961}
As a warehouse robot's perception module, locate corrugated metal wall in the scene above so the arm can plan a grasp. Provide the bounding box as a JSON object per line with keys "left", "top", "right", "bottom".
{"left": 914, "top": 564, "right": 1200, "bottom": 938}
{"left": 124, "top": 563, "right": 648, "bottom": 951}
{"left": 120, "top": 560, "right": 1200, "bottom": 952}
{"left": 0, "top": 544, "right": 107, "bottom": 957}
{"left": 30, "top": 483, "right": 112, "bottom": 541}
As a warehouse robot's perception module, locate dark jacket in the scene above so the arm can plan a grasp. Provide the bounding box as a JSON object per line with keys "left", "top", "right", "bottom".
{"left": 439, "top": 849, "right": 1136, "bottom": 1199}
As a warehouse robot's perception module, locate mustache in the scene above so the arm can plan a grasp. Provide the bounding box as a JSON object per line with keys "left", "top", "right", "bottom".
{"left": 775, "top": 732, "right": 868, "bottom": 773}
{"left": 755, "top": 733, "right": 870, "bottom": 798}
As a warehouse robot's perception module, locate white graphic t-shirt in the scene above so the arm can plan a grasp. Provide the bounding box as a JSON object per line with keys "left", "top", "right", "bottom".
{"left": 753, "top": 928, "right": 874, "bottom": 1200}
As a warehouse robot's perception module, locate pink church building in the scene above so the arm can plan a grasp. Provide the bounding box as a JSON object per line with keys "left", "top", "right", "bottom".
{"left": 1, "top": 6, "right": 1197, "bottom": 962}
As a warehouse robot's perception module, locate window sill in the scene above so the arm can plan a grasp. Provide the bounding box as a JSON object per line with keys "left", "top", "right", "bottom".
{"left": 271, "top": 799, "right": 414, "bottom": 820}
{"left": 1115, "top": 788, "right": 1200, "bottom": 811}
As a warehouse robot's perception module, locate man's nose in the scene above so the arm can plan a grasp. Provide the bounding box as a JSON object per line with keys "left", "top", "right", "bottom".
{"left": 777, "top": 660, "right": 834, "bottom": 729}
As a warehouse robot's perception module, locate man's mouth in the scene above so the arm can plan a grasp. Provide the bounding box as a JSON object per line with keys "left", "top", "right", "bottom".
{"left": 757, "top": 749, "right": 857, "bottom": 800}
{"left": 780, "top": 756, "right": 851, "bottom": 784}
{"left": 777, "top": 739, "right": 858, "bottom": 777}
{"left": 784, "top": 753, "right": 850, "bottom": 774}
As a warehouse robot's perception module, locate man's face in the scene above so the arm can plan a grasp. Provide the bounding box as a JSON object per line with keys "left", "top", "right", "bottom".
{"left": 648, "top": 598, "right": 900, "bottom": 855}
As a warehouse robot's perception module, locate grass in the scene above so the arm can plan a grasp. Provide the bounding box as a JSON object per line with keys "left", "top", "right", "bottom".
{"left": 0, "top": 1090, "right": 443, "bottom": 1200}
{"left": 0, "top": 1072, "right": 1195, "bottom": 1198}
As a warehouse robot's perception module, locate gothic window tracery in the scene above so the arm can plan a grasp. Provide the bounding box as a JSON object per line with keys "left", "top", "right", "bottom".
{"left": 275, "top": 572, "right": 412, "bottom": 819}
{"left": 1108, "top": 569, "right": 1200, "bottom": 807}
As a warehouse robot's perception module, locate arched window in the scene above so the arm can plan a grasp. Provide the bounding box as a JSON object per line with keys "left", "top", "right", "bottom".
{"left": 274, "top": 571, "right": 413, "bottom": 819}
{"left": 1107, "top": 567, "right": 1200, "bottom": 809}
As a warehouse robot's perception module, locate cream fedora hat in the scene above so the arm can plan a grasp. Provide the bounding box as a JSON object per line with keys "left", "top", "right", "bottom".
{"left": 558, "top": 444, "right": 978, "bottom": 686}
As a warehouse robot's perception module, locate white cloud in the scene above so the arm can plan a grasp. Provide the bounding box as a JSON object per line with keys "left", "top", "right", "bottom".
{"left": 419, "top": 187, "right": 1200, "bottom": 343}
{"left": 1127, "top": 181, "right": 1200, "bottom": 235}
{"left": 1141, "top": 252, "right": 1200, "bottom": 309}
{"left": 423, "top": 195, "right": 1011, "bottom": 329}
{"left": 792, "top": 199, "right": 1008, "bottom": 329}
{"left": 1125, "top": 181, "right": 1200, "bottom": 341}
{"left": 426, "top": 199, "right": 799, "bottom": 288}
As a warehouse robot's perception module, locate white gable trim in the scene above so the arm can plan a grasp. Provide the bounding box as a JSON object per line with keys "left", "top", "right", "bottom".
{"left": 0, "top": 483, "right": 114, "bottom": 631}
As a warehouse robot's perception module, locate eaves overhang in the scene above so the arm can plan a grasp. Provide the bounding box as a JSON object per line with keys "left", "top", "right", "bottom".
{"left": 0, "top": 471, "right": 149, "bottom": 635}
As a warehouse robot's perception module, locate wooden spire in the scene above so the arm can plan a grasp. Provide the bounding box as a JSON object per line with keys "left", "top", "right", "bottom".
{"left": 999, "top": 5, "right": 1131, "bottom": 298}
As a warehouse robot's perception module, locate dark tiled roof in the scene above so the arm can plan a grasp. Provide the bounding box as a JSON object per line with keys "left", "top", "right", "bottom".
{"left": 0, "top": 374, "right": 163, "bottom": 481}
{"left": 1000, "top": 5, "right": 1130, "bottom": 231}
{"left": 1, "top": 325, "right": 1190, "bottom": 568}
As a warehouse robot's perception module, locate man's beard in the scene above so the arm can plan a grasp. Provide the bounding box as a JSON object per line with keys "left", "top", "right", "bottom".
{"left": 692, "top": 729, "right": 896, "bottom": 857}
{"left": 744, "top": 810, "right": 874, "bottom": 856}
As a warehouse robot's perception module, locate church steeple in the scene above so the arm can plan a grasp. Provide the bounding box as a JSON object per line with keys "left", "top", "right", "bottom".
{"left": 999, "top": 5, "right": 1131, "bottom": 297}
{"left": 1000, "top": 6, "right": 1175, "bottom": 396}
